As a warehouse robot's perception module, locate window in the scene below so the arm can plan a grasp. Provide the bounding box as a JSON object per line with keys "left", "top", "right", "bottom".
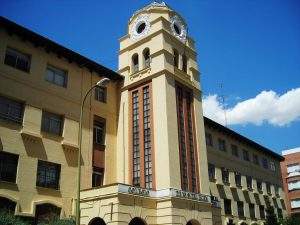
{"left": 132, "top": 53, "right": 139, "bottom": 73}
{"left": 231, "top": 144, "right": 239, "bottom": 157}
{"left": 0, "top": 96, "right": 24, "bottom": 124}
{"left": 93, "top": 118, "right": 106, "bottom": 145}
{"left": 92, "top": 167, "right": 104, "bottom": 187}
{"left": 36, "top": 160, "right": 60, "bottom": 189}
{"left": 246, "top": 176, "right": 253, "bottom": 190}
{"left": 222, "top": 167, "right": 229, "bottom": 184}
{"left": 208, "top": 163, "right": 215, "bottom": 181}
{"left": 259, "top": 205, "right": 265, "bottom": 219}
{"left": 173, "top": 49, "right": 179, "bottom": 68}
{"left": 0, "top": 152, "right": 18, "bottom": 183}
{"left": 291, "top": 199, "right": 300, "bottom": 209}
{"left": 176, "top": 84, "right": 199, "bottom": 192}
{"left": 95, "top": 86, "right": 107, "bottom": 103}
{"left": 143, "top": 48, "right": 150, "bottom": 68}
{"left": 253, "top": 154, "right": 259, "bottom": 165}
{"left": 182, "top": 54, "right": 187, "bottom": 73}
{"left": 270, "top": 161, "right": 276, "bottom": 171}
{"left": 257, "top": 180, "right": 262, "bottom": 192}
{"left": 243, "top": 149, "right": 250, "bottom": 161}
{"left": 224, "top": 199, "right": 232, "bottom": 215}
{"left": 288, "top": 181, "right": 300, "bottom": 191}
{"left": 262, "top": 157, "right": 268, "bottom": 169}
{"left": 35, "top": 203, "right": 61, "bottom": 225}
{"left": 45, "top": 65, "right": 67, "bottom": 87}
{"left": 130, "top": 84, "right": 154, "bottom": 189}
{"left": 287, "top": 163, "right": 300, "bottom": 177}
{"left": 277, "top": 208, "right": 283, "bottom": 218}
{"left": 205, "top": 132, "right": 213, "bottom": 147}
{"left": 0, "top": 197, "right": 16, "bottom": 214}
{"left": 41, "top": 111, "right": 63, "bottom": 136}
{"left": 218, "top": 138, "right": 226, "bottom": 152}
{"left": 4, "top": 47, "right": 31, "bottom": 72}
{"left": 237, "top": 201, "right": 244, "bottom": 217}
{"left": 275, "top": 186, "right": 279, "bottom": 195}
{"left": 249, "top": 203, "right": 255, "bottom": 219}
{"left": 235, "top": 172, "right": 242, "bottom": 187}
{"left": 266, "top": 182, "right": 271, "bottom": 194}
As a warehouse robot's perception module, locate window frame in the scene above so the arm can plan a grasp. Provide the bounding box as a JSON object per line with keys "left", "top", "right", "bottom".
{"left": 129, "top": 83, "right": 155, "bottom": 190}
{"left": 208, "top": 163, "right": 216, "bottom": 182}
{"left": 218, "top": 138, "right": 226, "bottom": 152}
{"left": 243, "top": 149, "right": 250, "bottom": 161}
{"left": 93, "top": 117, "right": 106, "bottom": 146}
{"left": 205, "top": 132, "right": 213, "bottom": 147}
{"left": 224, "top": 199, "right": 232, "bottom": 215}
{"left": 253, "top": 154, "right": 259, "bottom": 165}
{"left": 0, "top": 151, "right": 19, "bottom": 183}
{"left": 235, "top": 172, "right": 242, "bottom": 188}
{"left": 246, "top": 175, "right": 253, "bottom": 190}
{"left": 4, "top": 47, "right": 31, "bottom": 73}
{"left": 0, "top": 95, "right": 24, "bottom": 124}
{"left": 231, "top": 144, "right": 239, "bottom": 157}
{"left": 132, "top": 53, "right": 139, "bottom": 74}
{"left": 36, "top": 160, "right": 61, "bottom": 190}
{"left": 237, "top": 201, "right": 244, "bottom": 218}
{"left": 92, "top": 166, "right": 104, "bottom": 187}
{"left": 95, "top": 86, "right": 107, "bottom": 103}
{"left": 45, "top": 65, "right": 68, "bottom": 88}
{"left": 221, "top": 167, "right": 230, "bottom": 185}
{"left": 41, "top": 111, "right": 64, "bottom": 136}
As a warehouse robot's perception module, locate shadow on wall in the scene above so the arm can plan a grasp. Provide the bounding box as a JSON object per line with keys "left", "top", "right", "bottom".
{"left": 22, "top": 137, "right": 47, "bottom": 160}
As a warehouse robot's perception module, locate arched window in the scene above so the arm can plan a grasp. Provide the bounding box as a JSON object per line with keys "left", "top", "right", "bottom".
{"left": 35, "top": 203, "right": 61, "bottom": 224}
{"left": 182, "top": 54, "right": 187, "bottom": 73}
{"left": 88, "top": 217, "right": 106, "bottom": 225}
{"left": 129, "top": 217, "right": 147, "bottom": 225}
{"left": 0, "top": 197, "right": 16, "bottom": 214}
{"left": 132, "top": 53, "right": 139, "bottom": 73}
{"left": 173, "top": 49, "right": 179, "bottom": 68}
{"left": 143, "top": 48, "right": 150, "bottom": 68}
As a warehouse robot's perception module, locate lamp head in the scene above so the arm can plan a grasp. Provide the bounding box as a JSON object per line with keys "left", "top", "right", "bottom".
{"left": 96, "top": 78, "right": 110, "bottom": 87}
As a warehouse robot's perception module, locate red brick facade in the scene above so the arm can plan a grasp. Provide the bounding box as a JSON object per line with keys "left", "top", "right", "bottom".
{"left": 281, "top": 149, "right": 300, "bottom": 216}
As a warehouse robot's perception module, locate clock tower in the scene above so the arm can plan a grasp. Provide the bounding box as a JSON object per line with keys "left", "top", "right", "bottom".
{"left": 81, "top": 2, "right": 218, "bottom": 225}
{"left": 117, "top": 1, "right": 210, "bottom": 194}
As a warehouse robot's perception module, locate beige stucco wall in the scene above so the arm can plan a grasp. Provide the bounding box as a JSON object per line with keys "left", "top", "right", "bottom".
{"left": 0, "top": 28, "right": 120, "bottom": 218}
{"left": 205, "top": 124, "right": 287, "bottom": 224}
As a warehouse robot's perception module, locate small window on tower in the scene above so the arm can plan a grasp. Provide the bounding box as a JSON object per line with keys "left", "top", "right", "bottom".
{"left": 182, "top": 54, "right": 187, "bottom": 73}
{"left": 132, "top": 53, "right": 139, "bottom": 73}
{"left": 173, "top": 49, "right": 179, "bottom": 68}
{"left": 143, "top": 48, "right": 150, "bottom": 68}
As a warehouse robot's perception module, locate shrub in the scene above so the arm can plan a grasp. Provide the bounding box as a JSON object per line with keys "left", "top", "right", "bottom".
{"left": 38, "top": 217, "right": 75, "bottom": 225}
{"left": 0, "top": 211, "right": 29, "bottom": 225}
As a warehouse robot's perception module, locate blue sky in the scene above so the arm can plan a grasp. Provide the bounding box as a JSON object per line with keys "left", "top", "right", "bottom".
{"left": 1, "top": 0, "right": 299, "bottom": 154}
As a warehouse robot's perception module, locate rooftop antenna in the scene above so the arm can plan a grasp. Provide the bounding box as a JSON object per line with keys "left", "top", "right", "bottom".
{"left": 220, "top": 83, "right": 228, "bottom": 127}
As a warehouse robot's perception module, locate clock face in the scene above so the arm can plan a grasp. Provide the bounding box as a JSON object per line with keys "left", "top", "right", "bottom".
{"left": 170, "top": 15, "right": 187, "bottom": 43}
{"left": 131, "top": 14, "right": 151, "bottom": 40}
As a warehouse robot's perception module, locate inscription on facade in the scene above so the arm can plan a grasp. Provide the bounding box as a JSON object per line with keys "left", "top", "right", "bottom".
{"left": 174, "top": 189, "right": 209, "bottom": 203}
{"left": 128, "top": 186, "right": 150, "bottom": 197}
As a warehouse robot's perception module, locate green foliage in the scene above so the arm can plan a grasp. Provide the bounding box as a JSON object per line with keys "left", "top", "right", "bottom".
{"left": 264, "top": 206, "right": 280, "bottom": 225}
{"left": 280, "top": 216, "right": 300, "bottom": 225}
{"left": 38, "top": 217, "right": 75, "bottom": 225}
{"left": 0, "top": 211, "right": 29, "bottom": 225}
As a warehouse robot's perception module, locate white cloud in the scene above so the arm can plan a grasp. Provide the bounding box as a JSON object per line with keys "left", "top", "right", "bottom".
{"left": 203, "top": 88, "right": 300, "bottom": 126}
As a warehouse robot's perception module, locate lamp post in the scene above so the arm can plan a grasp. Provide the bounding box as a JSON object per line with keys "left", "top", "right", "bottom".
{"left": 76, "top": 77, "right": 110, "bottom": 225}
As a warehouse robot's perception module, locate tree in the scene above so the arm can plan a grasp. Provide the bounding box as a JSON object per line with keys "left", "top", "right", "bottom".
{"left": 280, "top": 216, "right": 300, "bottom": 225}
{"left": 0, "top": 212, "right": 29, "bottom": 225}
{"left": 264, "top": 206, "right": 279, "bottom": 225}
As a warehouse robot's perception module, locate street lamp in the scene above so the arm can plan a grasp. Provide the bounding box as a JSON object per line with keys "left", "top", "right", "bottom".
{"left": 76, "top": 77, "right": 110, "bottom": 225}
